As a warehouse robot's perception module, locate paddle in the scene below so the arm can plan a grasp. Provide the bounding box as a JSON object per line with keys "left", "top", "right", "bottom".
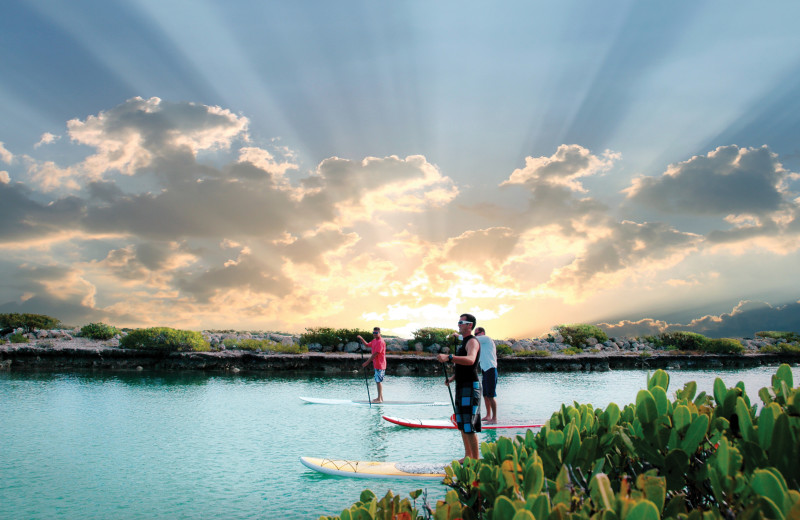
{"left": 358, "top": 338, "right": 372, "bottom": 408}
{"left": 443, "top": 362, "right": 457, "bottom": 418}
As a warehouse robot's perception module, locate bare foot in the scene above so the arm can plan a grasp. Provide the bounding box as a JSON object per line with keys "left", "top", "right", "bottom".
{"left": 481, "top": 416, "right": 490, "bottom": 421}
{"left": 485, "top": 419, "right": 497, "bottom": 424}
{"left": 371, "top": 398, "right": 383, "bottom": 403}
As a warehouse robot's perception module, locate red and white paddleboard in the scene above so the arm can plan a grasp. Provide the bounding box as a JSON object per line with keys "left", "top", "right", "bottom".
{"left": 382, "top": 414, "right": 544, "bottom": 430}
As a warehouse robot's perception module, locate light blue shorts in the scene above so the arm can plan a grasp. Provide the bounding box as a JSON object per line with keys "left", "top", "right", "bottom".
{"left": 374, "top": 369, "right": 385, "bottom": 383}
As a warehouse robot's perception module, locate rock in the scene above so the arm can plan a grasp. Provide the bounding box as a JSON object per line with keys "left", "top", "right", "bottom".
{"left": 586, "top": 337, "right": 598, "bottom": 347}
{"left": 307, "top": 343, "right": 322, "bottom": 352}
{"left": 414, "top": 342, "right": 423, "bottom": 352}
{"left": 343, "top": 341, "right": 360, "bottom": 353}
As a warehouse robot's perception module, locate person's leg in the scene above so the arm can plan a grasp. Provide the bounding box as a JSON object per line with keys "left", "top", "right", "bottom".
{"left": 373, "top": 369, "right": 384, "bottom": 402}
{"left": 460, "top": 431, "right": 480, "bottom": 460}
{"left": 485, "top": 396, "right": 497, "bottom": 423}
{"left": 375, "top": 381, "right": 383, "bottom": 402}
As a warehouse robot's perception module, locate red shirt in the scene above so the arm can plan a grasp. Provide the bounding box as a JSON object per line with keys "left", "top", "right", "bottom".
{"left": 368, "top": 338, "right": 387, "bottom": 370}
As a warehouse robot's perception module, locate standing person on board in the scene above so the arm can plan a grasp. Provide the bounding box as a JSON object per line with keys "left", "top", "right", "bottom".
{"left": 475, "top": 327, "right": 498, "bottom": 424}
{"left": 357, "top": 327, "right": 386, "bottom": 403}
{"left": 437, "top": 314, "right": 481, "bottom": 461}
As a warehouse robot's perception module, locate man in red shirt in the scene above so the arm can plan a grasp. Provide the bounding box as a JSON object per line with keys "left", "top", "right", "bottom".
{"left": 358, "top": 327, "right": 386, "bottom": 403}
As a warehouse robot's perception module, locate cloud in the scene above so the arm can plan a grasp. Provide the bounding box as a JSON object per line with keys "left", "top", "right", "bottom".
{"left": 0, "top": 142, "right": 12, "bottom": 164}
{"left": 34, "top": 132, "right": 60, "bottom": 148}
{"left": 0, "top": 171, "right": 9, "bottom": 184}
{"left": 501, "top": 144, "right": 620, "bottom": 192}
{"left": 546, "top": 220, "right": 701, "bottom": 299}
{"left": 65, "top": 96, "right": 249, "bottom": 182}
{"left": 599, "top": 299, "right": 800, "bottom": 339}
{"left": 625, "top": 145, "right": 790, "bottom": 216}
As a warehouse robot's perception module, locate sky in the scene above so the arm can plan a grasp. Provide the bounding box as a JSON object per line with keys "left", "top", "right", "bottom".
{"left": 1, "top": 0, "right": 800, "bottom": 339}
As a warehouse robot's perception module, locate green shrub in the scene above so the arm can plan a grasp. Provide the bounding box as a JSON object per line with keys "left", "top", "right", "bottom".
{"left": 657, "top": 330, "right": 710, "bottom": 351}
{"left": 761, "top": 343, "right": 800, "bottom": 354}
{"left": 9, "top": 332, "right": 29, "bottom": 343}
{"left": 704, "top": 337, "right": 745, "bottom": 354}
{"left": 411, "top": 327, "right": 456, "bottom": 349}
{"left": 332, "top": 364, "right": 800, "bottom": 519}
{"left": 298, "top": 327, "right": 372, "bottom": 347}
{"left": 0, "top": 313, "right": 60, "bottom": 333}
{"left": 119, "top": 327, "right": 209, "bottom": 352}
{"left": 516, "top": 349, "right": 551, "bottom": 357}
{"left": 496, "top": 343, "right": 513, "bottom": 356}
{"left": 81, "top": 322, "right": 120, "bottom": 340}
{"left": 756, "top": 331, "right": 800, "bottom": 343}
{"left": 555, "top": 323, "right": 609, "bottom": 348}
{"left": 230, "top": 338, "right": 308, "bottom": 354}
{"left": 562, "top": 347, "right": 581, "bottom": 355}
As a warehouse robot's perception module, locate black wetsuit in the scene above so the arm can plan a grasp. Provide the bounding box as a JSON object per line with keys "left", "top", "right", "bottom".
{"left": 454, "top": 335, "right": 481, "bottom": 434}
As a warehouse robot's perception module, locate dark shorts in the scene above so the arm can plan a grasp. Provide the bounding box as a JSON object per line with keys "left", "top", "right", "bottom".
{"left": 482, "top": 367, "right": 497, "bottom": 398}
{"left": 454, "top": 382, "right": 481, "bottom": 434}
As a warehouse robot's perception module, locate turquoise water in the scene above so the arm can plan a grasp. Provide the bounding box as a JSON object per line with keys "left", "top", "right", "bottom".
{"left": 1, "top": 365, "right": 798, "bottom": 519}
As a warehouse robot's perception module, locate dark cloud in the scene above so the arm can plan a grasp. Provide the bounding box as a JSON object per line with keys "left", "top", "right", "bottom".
{"left": 626, "top": 145, "right": 789, "bottom": 216}
{"left": 549, "top": 220, "right": 701, "bottom": 292}
{"left": 0, "top": 181, "right": 85, "bottom": 243}
{"left": 599, "top": 299, "right": 800, "bottom": 339}
{"left": 175, "top": 254, "right": 292, "bottom": 303}
{"left": 445, "top": 227, "right": 519, "bottom": 267}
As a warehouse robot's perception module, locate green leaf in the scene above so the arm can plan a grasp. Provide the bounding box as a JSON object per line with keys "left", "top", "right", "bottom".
{"left": 590, "top": 473, "right": 615, "bottom": 510}
{"left": 511, "top": 511, "right": 536, "bottom": 520}
{"left": 651, "top": 386, "right": 670, "bottom": 417}
{"left": 601, "top": 402, "right": 621, "bottom": 429}
{"left": 624, "top": 500, "right": 660, "bottom": 520}
{"left": 664, "top": 449, "right": 689, "bottom": 491}
{"left": 680, "top": 414, "right": 709, "bottom": 454}
{"left": 774, "top": 363, "right": 794, "bottom": 390}
{"left": 736, "top": 396, "right": 756, "bottom": 443}
{"left": 677, "top": 381, "right": 697, "bottom": 402}
{"left": 493, "top": 496, "right": 518, "bottom": 519}
{"left": 640, "top": 475, "right": 666, "bottom": 512}
{"left": 528, "top": 494, "right": 551, "bottom": 520}
{"left": 750, "top": 468, "right": 789, "bottom": 512}
{"left": 555, "top": 464, "right": 570, "bottom": 491}
{"left": 713, "top": 378, "right": 727, "bottom": 407}
{"left": 523, "top": 458, "right": 545, "bottom": 497}
{"left": 648, "top": 369, "right": 670, "bottom": 392}
{"left": 636, "top": 390, "right": 658, "bottom": 425}
{"left": 673, "top": 404, "right": 691, "bottom": 431}
{"left": 757, "top": 403, "right": 780, "bottom": 451}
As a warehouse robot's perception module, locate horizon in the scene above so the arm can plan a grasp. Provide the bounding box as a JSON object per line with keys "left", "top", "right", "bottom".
{"left": 1, "top": 1, "right": 799, "bottom": 340}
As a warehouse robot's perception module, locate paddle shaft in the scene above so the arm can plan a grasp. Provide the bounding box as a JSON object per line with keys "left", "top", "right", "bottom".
{"left": 443, "top": 362, "right": 457, "bottom": 417}
{"left": 359, "top": 339, "right": 372, "bottom": 407}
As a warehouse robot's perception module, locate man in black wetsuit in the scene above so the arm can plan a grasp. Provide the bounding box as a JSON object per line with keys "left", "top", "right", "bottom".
{"left": 437, "top": 313, "right": 481, "bottom": 461}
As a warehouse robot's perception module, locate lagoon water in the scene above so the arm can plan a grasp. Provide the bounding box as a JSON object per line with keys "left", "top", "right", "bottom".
{"left": 2, "top": 365, "right": 798, "bottom": 519}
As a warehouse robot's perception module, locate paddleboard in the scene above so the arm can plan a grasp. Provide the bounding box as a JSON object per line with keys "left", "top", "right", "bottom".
{"left": 300, "top": 456, "right": 447, "bottom": 480}
{"left": 382, "top": 415, "right": 544, "bottom": 430}
{"left": 299, "top": 396, "right": 449, "bottom": 406}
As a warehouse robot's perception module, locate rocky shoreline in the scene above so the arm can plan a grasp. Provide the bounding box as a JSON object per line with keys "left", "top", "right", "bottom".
{"left": 1, "top": 330, "right": 798, "bottom": 375}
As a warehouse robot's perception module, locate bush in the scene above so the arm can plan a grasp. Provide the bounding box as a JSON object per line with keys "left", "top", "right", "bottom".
{"left": 761, "top": 343, "right": 800, "bottom": 354}
{"left": 299, "top": 327, "right": 373, "bottom": 347}
{"left": 332, "top": 364, "right": 800, "bottom": 519}
{"left": 657, "top": 330, "right": 710, "bottom": 351}
{"left": 411, "top": 327, "right": 456, "bottom": 349}
{"left": 516, "top": 349, "right": 551, "bottom": 357}
{"left": 119, "top": 327, "right": 209, "bottom": 352}
{"left": 756, "top": 331, "right": 800, "bottom": 343}
{"left": 8, "top": 332, "right": 29, "bottom": 343}
{"left": 555, "top": 323, "right": 608, "bottom": 348}
{"left": 704, "top": 337, "right": 745, "bottom": 354}
{"left": 0, "top": 313, "right": 60, "bottom": 333}
{"left": 226, "top": 338, "right": 308, "bottom": 354}
{"left": 81, "top": 322, "right": 120, "bottom": 340}
{"left": 496, "top": 343, "right": 513, "bottom": 356}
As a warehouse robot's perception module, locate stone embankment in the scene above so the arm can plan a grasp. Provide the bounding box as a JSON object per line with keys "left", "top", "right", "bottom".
{"left": 0, "top": 329, "right": 798, "bottom": 374}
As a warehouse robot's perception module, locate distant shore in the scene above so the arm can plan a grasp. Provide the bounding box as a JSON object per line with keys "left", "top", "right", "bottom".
{"left": 1, "top": 334, "right": 798, "bottom": 374}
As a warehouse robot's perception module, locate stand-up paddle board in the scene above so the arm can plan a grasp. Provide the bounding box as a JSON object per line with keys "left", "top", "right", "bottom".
{"left": 382, "top": 415, "right": 544, "bottom": 430}
{"left": 300, "top": 456, "right": 447, "bottom": 480}
{"left": 299, "top": 396, "right": 449, "bottom": 406}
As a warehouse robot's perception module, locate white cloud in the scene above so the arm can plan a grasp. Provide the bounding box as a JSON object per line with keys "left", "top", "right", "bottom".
{"left": 34, "top": 132, "right": 60, "bottom": 148}
{"left": 501, "top": 144, "right": 620, "bottom": 192}
{"left": 0, "top": 141, "right": 13, "bottom": 164}
{"left": 0, "top": 171, "right": 9, "bottom": 184}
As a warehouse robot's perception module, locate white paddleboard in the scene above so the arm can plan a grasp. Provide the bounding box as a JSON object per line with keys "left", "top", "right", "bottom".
{"left": 299, "top": 396, "right": 449, "bottom": 406}
{"left": 300, "top": 456, "right": 447, "bottom": 480}
{"left": 383, "top": 415, "right": 544, "bottom": 430}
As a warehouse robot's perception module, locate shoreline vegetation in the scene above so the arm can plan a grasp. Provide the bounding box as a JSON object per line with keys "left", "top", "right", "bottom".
{"left": 1, "top": 313, "right": 798, "bottom": 373}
